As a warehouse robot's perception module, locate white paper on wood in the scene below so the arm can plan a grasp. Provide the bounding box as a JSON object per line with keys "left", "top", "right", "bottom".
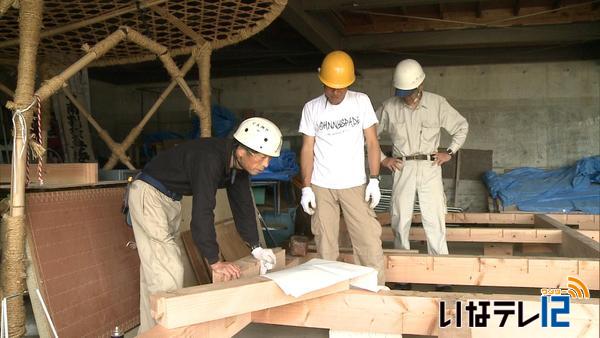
{"left": 265, "top": 258, "right": 378, "bottom": 297}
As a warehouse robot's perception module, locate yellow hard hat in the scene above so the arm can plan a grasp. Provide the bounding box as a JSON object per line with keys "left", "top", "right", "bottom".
{"left": 318, "top": 50, "right": 355, "bottom": 89}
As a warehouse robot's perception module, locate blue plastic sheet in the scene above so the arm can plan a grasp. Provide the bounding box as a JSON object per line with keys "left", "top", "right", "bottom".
{"left": 483, "top": 156, "right": 600, "bottom": 214}
{"left": 252, "top": 150, "right": 299, "bottom": 182}
{"left": 191, "top": 104, "right": 238, "bottom": 139}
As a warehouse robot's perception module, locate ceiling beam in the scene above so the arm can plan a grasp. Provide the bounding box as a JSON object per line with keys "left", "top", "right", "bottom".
{"left": 302, "top": 0, "right": 494, "bottom": 11}
{"left": 342, "top": 22, "right": 600, "bottom": 51}
{"left": 281, "top": 0, "right": 341, "bottom": 53}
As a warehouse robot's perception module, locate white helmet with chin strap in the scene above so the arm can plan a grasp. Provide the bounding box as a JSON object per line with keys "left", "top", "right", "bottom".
{"left": 393, "top": 59, "right": 426, "bottom": 96}
{"left": 233, "top": 117, "right": 282, "bottom": 157}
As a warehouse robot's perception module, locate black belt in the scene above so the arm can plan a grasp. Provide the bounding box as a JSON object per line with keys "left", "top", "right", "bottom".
{"left": 397, "top": 154, "right": 435, "bottom": 161}
{"left": 136, "top": 172, "right": 183, "bottom": 201}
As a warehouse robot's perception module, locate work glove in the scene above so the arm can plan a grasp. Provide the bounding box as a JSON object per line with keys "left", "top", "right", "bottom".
{"left": 300, "top": 187, "right": 316, "bottom": 215}
{"left": 365, "top": 178, "right": 381, "bottom": 209}
{"left": 251, "top": 247, "right": 276, "bottom": 275}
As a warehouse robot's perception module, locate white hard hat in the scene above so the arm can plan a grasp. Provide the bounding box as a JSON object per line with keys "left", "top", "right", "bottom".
{"left": 393, "top": 59, "right": 426, "bottom": 95}
{"left": 233, "top": 117, "right": 282, "bottom": 157}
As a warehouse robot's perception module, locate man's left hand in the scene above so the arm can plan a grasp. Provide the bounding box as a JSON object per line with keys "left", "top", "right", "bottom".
{"left": 365, "top": 178, "right": 381, "bottom": 209}
{"left": 251, "top": 247, "right": 276, "bottom": 274}
{"left": 433, "top": 152, "right": 451, "bottom": 166}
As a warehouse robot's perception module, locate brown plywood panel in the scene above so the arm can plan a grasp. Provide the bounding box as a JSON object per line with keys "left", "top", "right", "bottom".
{"left": 0, "top": 163, "right": 98, "bottom": 185}
{"left": 26, "top": 187, "right": 139, "bottom": 338}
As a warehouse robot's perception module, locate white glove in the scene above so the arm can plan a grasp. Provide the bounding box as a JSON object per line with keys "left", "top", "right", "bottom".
{"left": 300, "top": 187, "right": 316, "bottom": 215}
{"left": 365, "top": 178, "right": 381, "bottom": 209}
{"left": 251, "top": 247, "right": 276, "bottom": 275}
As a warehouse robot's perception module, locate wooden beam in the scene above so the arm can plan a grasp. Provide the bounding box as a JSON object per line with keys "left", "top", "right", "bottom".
{"left": 483, "top": 243, "right": 514, "bottom": 256}
{"left": 384, "top": 226, "right": 565, "bottom": 244}
{"left": 534, "top": 214, "right": 600, "bottom": 259}
{"left": 342, "top": 22, "right": 600, "bottom": 51}
{"left": 303, "top": 0, "right": 494, "bottom": 11}
{"left": 386, "top": 254, "right": 599, "bottom": 290}
{"left": 377, "top": 212, "right": 600, "bottom": 229}
{"left": 150, "top": 276, "right": 350, "bottom": 329}
{"left": 253, "top": 289, "right": 599, "bottom": 336}
{"left": 281, "top": 0, "right": 341, "bottom": 52}
{"left": 0, "top": 163, "right": 98, "bottom": 186}
{"left": 139, "top": 314, "right": 251, "bottom": 338}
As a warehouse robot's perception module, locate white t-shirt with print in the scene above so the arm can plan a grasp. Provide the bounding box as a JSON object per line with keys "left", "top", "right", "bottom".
{"left": 299, "top": 90, "right": 378, "bottom": 189}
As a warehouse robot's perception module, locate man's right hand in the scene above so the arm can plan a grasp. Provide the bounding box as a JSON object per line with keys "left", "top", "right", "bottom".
{"left": 301, "top": 187, "right": 316, "bottom": 215}
{"left": 210, "top": 261, "right": 241, "bottom": 281}
{"left": 382, "top": 157, "right": 403, "bottom": 172}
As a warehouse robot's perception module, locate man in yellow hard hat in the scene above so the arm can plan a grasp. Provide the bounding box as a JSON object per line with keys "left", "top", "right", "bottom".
{"left": 298, "top": 50, "right": 385, "bottom": 284}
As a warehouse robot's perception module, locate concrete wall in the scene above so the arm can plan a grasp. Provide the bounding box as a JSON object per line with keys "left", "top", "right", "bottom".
{"left": 89, "top": 60, "right": 600, "bottom": 211}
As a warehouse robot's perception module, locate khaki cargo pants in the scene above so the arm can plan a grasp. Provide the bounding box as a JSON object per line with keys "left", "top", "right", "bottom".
{"left": 128, "top": 180, "right": 183, "bottom": 334}
{"left": 311, "top": 184, "right": 385, "bottom": 284}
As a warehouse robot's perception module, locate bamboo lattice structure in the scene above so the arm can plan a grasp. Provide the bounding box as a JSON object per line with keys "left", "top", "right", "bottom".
{"left": 0, "top": 1, "right": 287, "bottom": 336}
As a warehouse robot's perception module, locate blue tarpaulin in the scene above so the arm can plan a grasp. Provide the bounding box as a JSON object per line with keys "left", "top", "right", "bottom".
{"left": 251, "top": 150, "right": 299, "bottom": 182}
{"left": 483, "top": 156, "right": 600, "bottom": 214}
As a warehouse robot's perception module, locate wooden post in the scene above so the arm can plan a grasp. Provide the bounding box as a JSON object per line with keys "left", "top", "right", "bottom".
{"left": 196, "top": 44, "right": 212, "bottom": 137}
{"left": 103, "top": 51, "right": 198, "bottom": 169}
{"left": 1, "top": 1, "right": 43, "bottom": 336}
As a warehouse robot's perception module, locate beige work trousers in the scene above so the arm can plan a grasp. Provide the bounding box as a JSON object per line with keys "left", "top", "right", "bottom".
{"left": 391, "top": 160, "right": 449, "bottom": 255}
{"left": 311, "top": 184, "right": 385, "bottom": 284}
{"left": 128, "top": 180, "right": 183, "bottom": 334}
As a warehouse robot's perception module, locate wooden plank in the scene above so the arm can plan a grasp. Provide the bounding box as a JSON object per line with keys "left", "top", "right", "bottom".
{"left": 385, "top": 254, "right": 599, "bottom": 290}
{"left": 150, "top": 277, "right": 350, "bottom": 329}
{"left": 139, "top": 314, "right": 250, "bottom": 338}
{"left": 0, "top": 163, "right": 98, "bottom": 185}
{"left": 215, "top": 219, "right": 252, "bottom": 261}
{"left": 534, "top": 214, "right": 600, "bottom": 258}
{"left": 580, "top": 230, "right": 600, "bottom": 242}
{"left": 521, "top": 243, "right": 558, "bottom": 255}
{"left": 253, "top": 289, "right": 439, "bottom": 335}
{"left": 483, "top": 243, "right": 514, "bottom": 256}
{"left": 384, "top": 226, "right": 565, "bottom": 243}
{"left": 252, "top": 289, "right": 599, "bottom": 336}
{"left": 181, "top": 230, "right": 212, "bottom": 285}
{"left": 376, "top": 212, "right": 600, "bottom": 229}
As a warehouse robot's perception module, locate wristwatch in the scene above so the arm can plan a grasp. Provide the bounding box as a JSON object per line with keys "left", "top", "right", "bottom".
{"left": 446, "top": 149, "right": 454, "bottom": 156}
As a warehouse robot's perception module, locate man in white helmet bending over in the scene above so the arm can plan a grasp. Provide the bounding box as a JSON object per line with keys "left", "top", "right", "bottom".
{"left": 127, "top": 117, "right": 283, "bottom": 333}
{"left": 377, "top": 59, "right": 469, "bottom": 258}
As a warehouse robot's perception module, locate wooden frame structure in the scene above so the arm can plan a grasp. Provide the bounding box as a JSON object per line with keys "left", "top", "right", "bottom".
{"left": 138, "top": 212, "right": 598, "bottom": 336}
{"left": 0, "top": 1, "right": 288, "bottom": 336}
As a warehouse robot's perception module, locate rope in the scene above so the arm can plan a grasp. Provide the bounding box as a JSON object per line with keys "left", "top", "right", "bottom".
{"left": 35, "top": 95, "right": 44, "bottom": 185}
